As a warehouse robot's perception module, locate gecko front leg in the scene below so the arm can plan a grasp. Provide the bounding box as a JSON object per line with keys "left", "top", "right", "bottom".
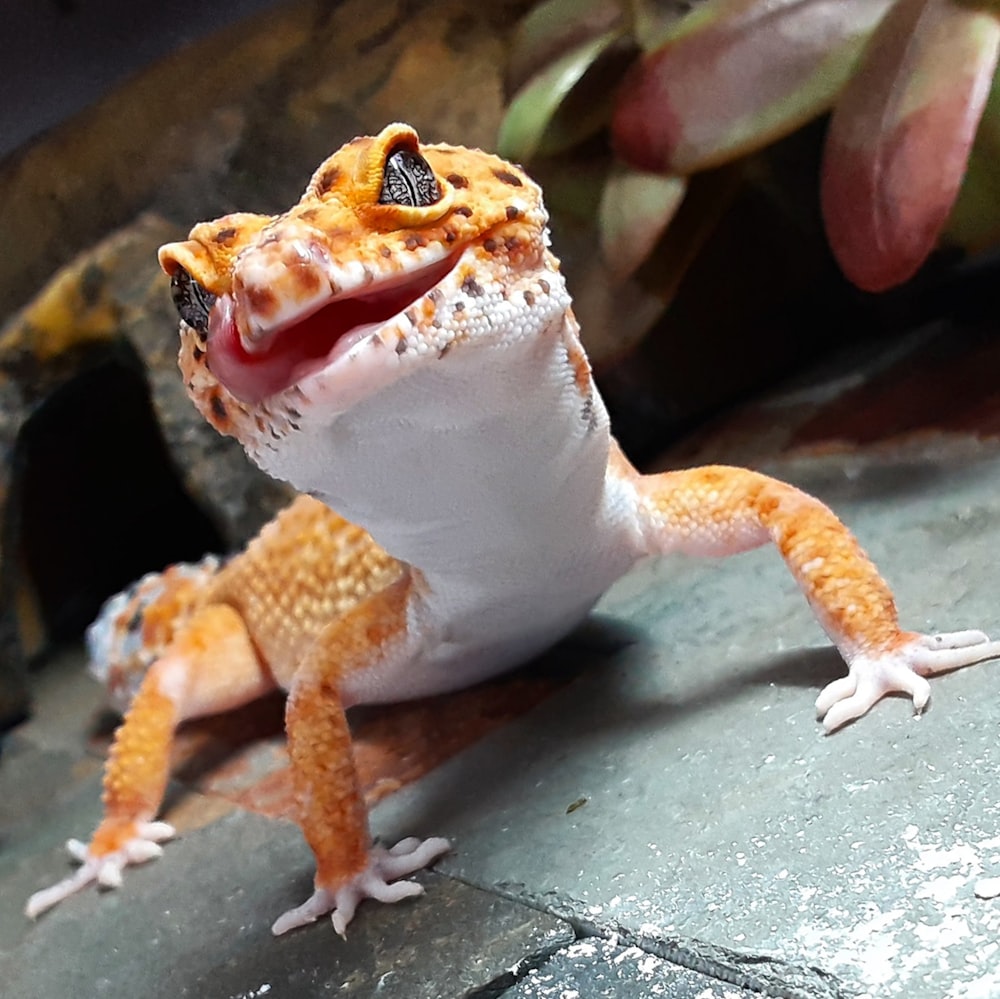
{"left": 271, "top": 572, "right": 449, "bottom": 937}
{"left": 26, "top": 601, "right": 274, "bottom": 918}
{"left": 625, "top": 456, "right": 1000, "bottom": 731}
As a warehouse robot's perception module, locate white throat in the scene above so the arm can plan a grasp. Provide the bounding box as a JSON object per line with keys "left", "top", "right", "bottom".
{"left": 263, "top": 313, "right": 614, "bottom": 580}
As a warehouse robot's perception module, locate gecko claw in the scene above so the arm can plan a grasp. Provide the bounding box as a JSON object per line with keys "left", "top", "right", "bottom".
{"left": 25, "top": 821, "right": 176, "bottom": 919}
{"left": 817, "top": 631, "right": 1000, "bottom": 732}
{"left": 270, "top": 836, "right": 451, "bottom": 937}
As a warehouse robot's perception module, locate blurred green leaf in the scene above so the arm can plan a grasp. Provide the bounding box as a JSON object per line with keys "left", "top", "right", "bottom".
{"left": 946, "top": 55, "right": 1000, "bottom": 252}
{"left": 625, "top": 0, "right": 705, "bottom": 51}
{"left": 599, "top": 166, "right": 686, "bottom": 281}
{"left": 612, "top": 0, "right": 891, "bottom": 174}
{"left": 822, "top": 0, "right": 1000, "bottom": 291}
{"left": 506, "top": 0, "right": 624, "bottom": 95}
{"left": 498, "top": 29, "right": 633, "bottom": 161}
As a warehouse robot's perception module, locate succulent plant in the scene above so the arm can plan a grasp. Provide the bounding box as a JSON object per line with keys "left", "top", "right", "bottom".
{"left": 501, "top": 0, "right": 1000, "bottom": 297}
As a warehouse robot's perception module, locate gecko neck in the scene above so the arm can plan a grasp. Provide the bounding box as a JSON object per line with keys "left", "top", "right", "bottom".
{"left": 258, "top": 314, "right": 628, "bottom": 588}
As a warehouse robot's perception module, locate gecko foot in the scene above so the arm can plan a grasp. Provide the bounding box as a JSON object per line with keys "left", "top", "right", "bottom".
{"left": 25, "top": 821, "right": 176, "bottom": 919}
{"left": 271, "top": 836, "right": 451, "bottom": 937}
{"left": 816, "top": 630, "right": 1000, "bottom": 732}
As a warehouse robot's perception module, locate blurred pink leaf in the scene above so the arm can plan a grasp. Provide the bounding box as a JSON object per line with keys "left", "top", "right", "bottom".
{"left": 612, "top": 0, "right": 891, "bottom": 174}
{"left": 599, "top": 166, "right": 686, "bottom": 281}
{"left": 822, "top": 0, "right": 1000, "bottom": 291}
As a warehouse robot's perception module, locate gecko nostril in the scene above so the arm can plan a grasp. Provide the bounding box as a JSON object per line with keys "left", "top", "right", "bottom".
{"left": 169, "top": 268, "right": 216, "bottom": 338}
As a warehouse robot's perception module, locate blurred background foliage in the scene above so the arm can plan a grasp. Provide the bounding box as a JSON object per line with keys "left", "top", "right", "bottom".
{"left": 499, "top": 0, "right": 1000, "bottom": 455}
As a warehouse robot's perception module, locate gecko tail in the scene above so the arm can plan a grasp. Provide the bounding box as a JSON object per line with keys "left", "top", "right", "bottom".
{"left": 87, "top": 555, "right": 224, "bottom": 713}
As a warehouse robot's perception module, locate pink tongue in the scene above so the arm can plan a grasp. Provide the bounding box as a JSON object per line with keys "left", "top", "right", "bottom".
{"left": 206, "top": 254, "right": 460, "bottom": 404}
{"left": 206, "top": 295, "right": 355, "bottom": 403}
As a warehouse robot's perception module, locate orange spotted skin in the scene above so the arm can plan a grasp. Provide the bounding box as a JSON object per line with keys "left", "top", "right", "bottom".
{"left": 27, "top": 124, "right": 1000, "bottom": 936}
{"left": 285, "top": 576, "right": 414, "bottom": 887}
{"left": 207, "top": 496, "right": 403, "bottom": 690}
{"left": 632, "top": 465, "right": 905, "bottom": 657}
{"left": 160, "top": 123, "right": 552, "bottom": 447}
{"left": 92, "top": 680, "right": 177, "bottom": 853}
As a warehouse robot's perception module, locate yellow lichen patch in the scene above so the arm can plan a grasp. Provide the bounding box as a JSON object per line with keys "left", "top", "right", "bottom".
{"left": 0, "top": 262, "right": 120, "bottom": 360}
{"left": 0, "top": 213, "right": 178, "bottom": 362}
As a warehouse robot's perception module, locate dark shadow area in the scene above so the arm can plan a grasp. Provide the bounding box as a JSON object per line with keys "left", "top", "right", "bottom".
{"left": 381, "top": 627, "right": 851, "bottom": 840}
{"left": 14, "top": 345, "right": 223, "bottom": 645}
{"left": 0, "top": 0, "right": 284, "bottom": 158}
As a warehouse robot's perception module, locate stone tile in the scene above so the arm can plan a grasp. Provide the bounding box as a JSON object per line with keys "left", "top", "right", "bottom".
{"left": 7, "top": 645, "right": 108, "bottom": 758}
{"left": 507, "top": 937, "right": 763, "bottom": 998}
{"left": 374, "top": 442, "right": 1000, "bottom": 999}
{"left": 4, "top": 804, "right": 574, "bottom": 999}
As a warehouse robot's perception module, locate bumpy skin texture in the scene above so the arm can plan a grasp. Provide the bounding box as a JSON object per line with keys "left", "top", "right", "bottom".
{"left": 27, "top": 123, "right": 1000, "bottom": 936}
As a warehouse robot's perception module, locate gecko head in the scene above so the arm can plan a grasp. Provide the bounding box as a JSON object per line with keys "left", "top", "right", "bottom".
{"left": 158, "top": 123, "right": 565, "bottom": 447}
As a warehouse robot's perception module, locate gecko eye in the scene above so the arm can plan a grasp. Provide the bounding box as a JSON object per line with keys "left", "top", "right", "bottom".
{"left": 378, "top": 146, "right": 441, "bottom": 208}
{"left": 170, "top": 268, "right": 217, "bottom": 336}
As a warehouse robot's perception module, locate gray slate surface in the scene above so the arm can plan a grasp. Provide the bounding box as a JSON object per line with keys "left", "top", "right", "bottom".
{"left": 509, "top": 936, "right": 763, "bottom": 998}
{"left": 374, "top": 441, "right": 1000, "bottom": 999}
{"left": 3, "top": 801, "right": 575, "bottom": 999}
{"left": 5, "top": 442, "right": 1000, "bottom": 998}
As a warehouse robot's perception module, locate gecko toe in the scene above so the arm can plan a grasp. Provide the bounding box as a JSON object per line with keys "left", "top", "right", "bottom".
{"left": 272, "top": 836, "right": 451, "bottom": 937}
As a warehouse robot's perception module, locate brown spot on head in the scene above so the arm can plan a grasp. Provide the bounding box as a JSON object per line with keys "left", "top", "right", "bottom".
{"left": 538, "top": 278, "right": 550, "bottom": 295}
{"left": 210, "top": 394, "right": 228, "bottom": 422}
{"left": 404, "top": 233, "right": 428, "bottom": 251}
{"left": 244, "top": 284, "right": 279, "bottom": 317}
{"left": 214, "top": 226, "right": 237, "bottom": 244}
{"left": 293, "top": 266, "right": 323, "bottom": 297}
{"left": 461, "top": 275, "right": 484, "bottom": 297}
{"left": 380, "top": 246, "right": 393, "bottom": 258}
{"left": 493, "top": 169, "right": 524, "bottom": 187}
{"left": 453, "top": 205, "right": 473, "bottom": 217}
{"left": 427, "top": 287, "right": 442, "bottom": 303}
{"left": 395, "top": 335, "right": 408, "bottom": 356}
{"left": 506, "top": 205, "right": 521, "bottom": 221}
{"left": 483, "top": 237, "right": 498, "bottom": 253}
{"left": 523, "top": 289, "right": 535, "bottom": 307}
{"left": 454, "top": 300, "right": 466, "bottom": 314}
{"left": 446, "top": 173, "right": 469, "bottom": 188}
{"left": 314, "top": 165, "right": 341, "bottom": 195}
{"left": 505, "top": 236, "right": 521, "bottom": 253}
{"left": 443, "top": 228, "right": 457, "bottom": 243}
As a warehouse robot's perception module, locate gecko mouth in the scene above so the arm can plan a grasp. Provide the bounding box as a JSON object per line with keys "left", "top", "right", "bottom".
{"left": 207, "top": 252, "right": 460, "bottom": 403}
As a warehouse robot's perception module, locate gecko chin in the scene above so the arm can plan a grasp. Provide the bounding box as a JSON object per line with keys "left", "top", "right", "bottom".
{"left": 207, "top": 252, "right": 460, "bottom": 404}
